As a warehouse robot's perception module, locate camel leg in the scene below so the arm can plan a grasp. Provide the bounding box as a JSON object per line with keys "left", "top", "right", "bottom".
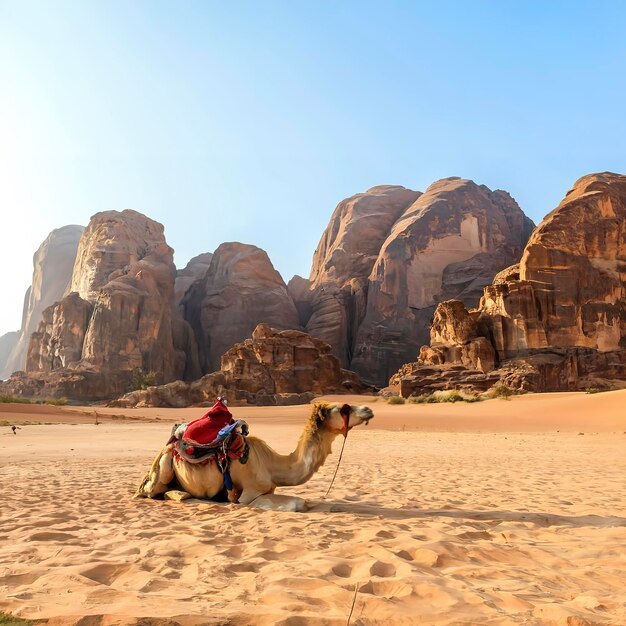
{"left": 237, "top": 488, "right": 267, "bottom": 506}
{"left": 249, "top": 494, "right": 308, "bottom": 512}
{"left": 135, "top": 445, "right": 175, "bottom": 499}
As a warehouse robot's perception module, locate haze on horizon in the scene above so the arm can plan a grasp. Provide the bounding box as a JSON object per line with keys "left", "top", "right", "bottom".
{"left": 1, "top": 0, "right": 625, "bottom": 336}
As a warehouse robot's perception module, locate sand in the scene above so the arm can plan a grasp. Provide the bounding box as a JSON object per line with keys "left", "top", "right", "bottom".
{"left": 1, "top": 391, "right": 625, "bottom": 625}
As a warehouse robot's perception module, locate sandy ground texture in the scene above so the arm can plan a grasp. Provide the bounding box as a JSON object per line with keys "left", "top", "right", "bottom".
{"left": 1, "top": 391, "right": 625, "bottom": 626}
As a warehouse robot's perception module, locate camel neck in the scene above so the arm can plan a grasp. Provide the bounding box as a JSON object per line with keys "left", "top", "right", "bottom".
{"left": 271, "top": 427, "right": 339, "bottom": 487}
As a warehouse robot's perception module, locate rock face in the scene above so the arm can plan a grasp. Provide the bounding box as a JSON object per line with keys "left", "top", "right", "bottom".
{"left": 391, "top": 172, "right": 626, "bottom": 395}
{"left": 112, "top": 324, "right": 363, "bottom": 407}
{"left": 0, "top": 332, "right": 19, "bottom": 379}
{"left": 175, "top": 253, "right": 213, "bottom": 310}
{"left": 15, "top": 210, "right": 200, "bottom": 400}
{"left": 1, "top": 225, "right": 84, "bottom": 379}
{"left": 294, "top": 179, "right": 534, "bottom": 385}
{"left": 289, "top": 185, "right": 421, "bottom": 375}
{"left": 183, "top": 243, "right": 301, "bottom": 374}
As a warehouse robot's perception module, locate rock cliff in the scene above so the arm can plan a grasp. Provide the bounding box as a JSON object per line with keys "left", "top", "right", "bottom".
{"left": 183, "top": 243, "right": 301, "bottom": 374}
{"left": 0, "top": 332, "right": 18, "bottom": 379}
{"left": 391, "top": 172, "right": 626, "bottom": 395}
{"left": 1, "top": 225, "right": 84, "bottom": 378}
{"left": 112, "top": 324, "right": 363, "bottom": 407}
{"left": 294, "top": 179, "right": 533, "bottom": 385}
{"left": 289, "top": 185, "right": 421, "bottom": 373}
{"left": 175, "top": 252, "right": 213, "bottom": 310}
{"left": 17, "top": 210, "right": 199, "bottom": 399}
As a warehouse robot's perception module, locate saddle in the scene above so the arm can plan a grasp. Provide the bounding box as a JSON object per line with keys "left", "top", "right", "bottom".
{"left": 167, "top": 398, "right": 250, "bottom": 500}
{"left": 171, "top": 419, "right": 250, "bottom": 470}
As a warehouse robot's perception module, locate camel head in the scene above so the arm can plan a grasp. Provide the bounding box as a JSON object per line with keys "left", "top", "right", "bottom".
{"left": 311, "top": 402, "right": 374, "bottom": 435}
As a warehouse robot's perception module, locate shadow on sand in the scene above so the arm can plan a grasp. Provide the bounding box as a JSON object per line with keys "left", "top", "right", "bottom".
{"left": 307, "top": 500, "right": 626, "bottom": 528}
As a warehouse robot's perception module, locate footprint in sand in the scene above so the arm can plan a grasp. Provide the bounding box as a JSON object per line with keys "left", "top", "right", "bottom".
{"left": 331, "top": 562, "right": 352, "bottom": 578}
{"left": 221, "top": 545, "right": 244, "bottom": 558}
{"left": 79, "top": 563, "right": 132, "bottom": 586}
{"left": 360, "top": 579, "right": 412, "bottom": 599}
{"left": 395, "top": 549, "right": 414, "bottom": 562}
{"left": 227, "top": 561, "right": 261, "bottom": 574}
{"left": 28, "top": 531, "right": 79, "bottom": 542}
{"left": 375, "top": 530, "right": 395, "bottom": 539}
{"left": 455, "top": 530, "right": 492, "bottom": 541}
{"left": 369, "top": 560, "right": 396, "bottom": 577}
{"left": 409, "top": 548, "right": 440, "bottom": 567}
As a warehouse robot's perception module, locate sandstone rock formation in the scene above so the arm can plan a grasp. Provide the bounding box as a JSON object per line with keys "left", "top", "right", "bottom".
{"left": 183, "top": 243, "right": 301, "bottom": 374}
{"left": 9, "top": 210, "right": 200, "bottom": 400}
{"left": 112, "top": 324, "right": 363, "bottom": 407}
{"left": 0, "top": 225, "right": 84, "bottom": 379}
{"left": 294, "top": 179, "right": 534, "bottom": 385}
{"left": 391, "top": 172, "right": 626, "bottom": 395}
{"left": 175, "top": 252, "right": 213, "bottom": 310}
{"left": 0, "top": 332, "right": 18, "bottom": 380}
{"left": 289, "top": 185, "right": 421, "bottom": 375}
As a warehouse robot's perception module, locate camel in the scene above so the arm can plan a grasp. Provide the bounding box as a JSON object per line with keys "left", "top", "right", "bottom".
{"left": 136, "top": 402, "right": 374, "bottom": 510}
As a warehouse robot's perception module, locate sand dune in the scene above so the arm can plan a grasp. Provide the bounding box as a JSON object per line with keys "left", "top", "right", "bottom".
{"left": 1, "top": 391, "right": 625, "bottom": 625}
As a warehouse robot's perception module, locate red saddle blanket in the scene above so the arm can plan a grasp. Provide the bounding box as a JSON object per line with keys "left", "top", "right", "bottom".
{"left": 173, "top": 433, "right": 248, "bottom": 467}
{"left": 183, "top": 398, "right": 233, "bottom": 444}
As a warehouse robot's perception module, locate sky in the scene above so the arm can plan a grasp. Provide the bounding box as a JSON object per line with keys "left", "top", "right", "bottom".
{"left": 1, "top": 0, "right": 625, "bottom": 336}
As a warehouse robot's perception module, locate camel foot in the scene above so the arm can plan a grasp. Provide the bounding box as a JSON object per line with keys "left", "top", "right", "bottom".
{"left": 250, "top": 494, "right": 308, "bottom": 512}
{"left": 164, "top": 490, "right": 192, "bottom": 502}
{"left": 136, "top": 445, "right": 175, "bottom": 499}
{"left": 227, "top": 488, "right": 242, "bottom": 503}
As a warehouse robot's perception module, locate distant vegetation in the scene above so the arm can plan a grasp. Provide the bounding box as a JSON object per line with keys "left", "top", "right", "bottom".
{"left": 129, "top": 368, "right": 157, "bottom": 391}
{"left": 386, "top": 396, "right": 406, "bottom": 405}
{"left": 484, "top": 383, "right": 524, "bottom": 400}
{"left": 0, "top": 394, "right": 68, "bottom": 406}
{"left": 409, "top": 390, "right": 482, "bottom": 404}
{"left": 585, "top": 386, "right": 618, "bottom": 394}
{"left": 0, "top": 613, "right": 33, "bottom": 626}
{"left": 0, "top": 394, "right": 30, "bottom": 404}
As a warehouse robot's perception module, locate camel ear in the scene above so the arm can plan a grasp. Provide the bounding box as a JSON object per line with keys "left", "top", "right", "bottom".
{"left": 315, "top": 404, "right": 330, "bottom": 422}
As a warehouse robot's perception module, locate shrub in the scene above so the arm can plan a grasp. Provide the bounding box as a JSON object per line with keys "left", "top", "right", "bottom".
{"left": 0, "top": 394, "right": 31, "bottom": 404}
{"left": 486, "top": 383, "right": 523, "bottom": 400}
{"left": 409, "top": 390, "right": 482, "bottom": 404}
{"left": 129, "top": 368, "right": 158, "bottom": 391}
{"left": 387, "top": 396, "right": 406, "bottom": 405}
{"left": 45, "top": 397, "right": 69, "bottom": 406}
{"left": 0, "top": 613, "right": 34, "bottom": 626}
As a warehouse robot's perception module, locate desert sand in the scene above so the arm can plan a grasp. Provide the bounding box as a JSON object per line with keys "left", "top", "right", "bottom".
{"left": 1, "top": 391, "right": 625, "bottom": 625}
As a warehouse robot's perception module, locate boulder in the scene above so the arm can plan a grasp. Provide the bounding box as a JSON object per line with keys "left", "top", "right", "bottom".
{"left": 1, "top": 225, "right": 84, "bottom": 378}
{"left": 111, "top": 324, "right": 364, "bottom": 407}
{"left": 183, "top": 243, "right": 301, "bottom": 374}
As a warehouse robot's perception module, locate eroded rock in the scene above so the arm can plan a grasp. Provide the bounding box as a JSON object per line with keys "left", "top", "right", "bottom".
{"left": 349, "top": 178, "right": 533, "bottom": 384}
{"left": 1, "top": 225, "right": 84, "bottom": 378}
{"left": 390, "top": 172, "right": 626, "bottom": 394}
{"left": 183, "top": 243, "right": 301, "bottom": 374}
{"left": 111, "top": 324, "right": 363, "bottom": 407}
{"left": 13, "top": 210, "right": 199, "bottom": 400}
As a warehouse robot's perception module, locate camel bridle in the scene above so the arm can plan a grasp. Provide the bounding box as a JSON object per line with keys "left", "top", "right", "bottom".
{"left": 339, "top": 403, "right": 353, "bottom": 437}
{"left": 324, "top": 404, "right": 353, "bottom": 498}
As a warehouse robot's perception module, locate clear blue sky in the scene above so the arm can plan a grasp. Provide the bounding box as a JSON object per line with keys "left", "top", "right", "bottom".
{"left": 1, "top": 1, "right": 625, "bottom": 335}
